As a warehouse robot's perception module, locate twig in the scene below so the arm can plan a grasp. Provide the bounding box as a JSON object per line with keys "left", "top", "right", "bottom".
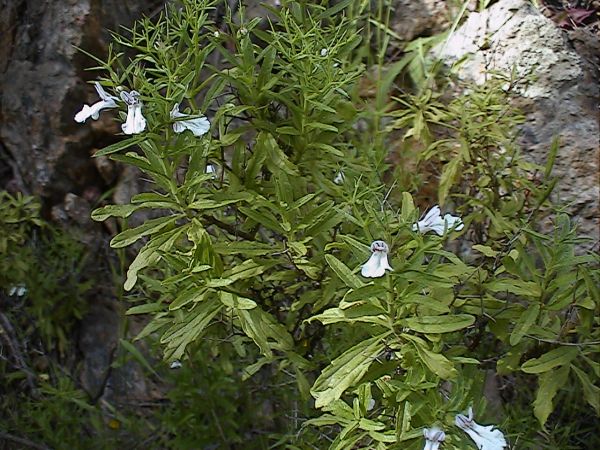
{"left": 0, "top": 431, "right": 52, "bottom": 450}
{"left": 524, "top": 334, "right": 600, "bottom": 347}
{"left": 203, "top": 214, "right": 255, "bottom": 241}
{"left": 0, "top": 312, "right": 37, "bottom": 391}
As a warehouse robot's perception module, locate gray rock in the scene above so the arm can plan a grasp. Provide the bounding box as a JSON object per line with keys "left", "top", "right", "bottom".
{"left": 0, "top": 0, "right": 163, "bottom": 199}
{"left": 435, "top": 0, "right": 599, "bottom": 247}
{"left": 79, "top": 298, "right": 119, "bottom": 400}
{"left": 391, "top": 0, "right": 450, "bottom": 42}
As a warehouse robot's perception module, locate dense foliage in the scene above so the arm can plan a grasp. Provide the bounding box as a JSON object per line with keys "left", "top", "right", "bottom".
{"left": 1, "top": 0, "right": 598, "bottom": 449}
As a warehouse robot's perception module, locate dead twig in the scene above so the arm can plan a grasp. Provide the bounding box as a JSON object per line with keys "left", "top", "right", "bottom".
{"left": 0, "top": 431, "right": 52, "bottom": 450}
{"left": 0, "top": 312, "right": 37, "bottom": 392}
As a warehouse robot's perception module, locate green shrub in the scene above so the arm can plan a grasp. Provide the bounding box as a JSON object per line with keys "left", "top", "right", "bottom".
{"left": 3, "top": 0, "right": 597, "bottom": 448}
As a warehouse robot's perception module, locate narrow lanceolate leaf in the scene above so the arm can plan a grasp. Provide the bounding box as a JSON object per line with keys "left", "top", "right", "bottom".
{"left": 438, "top": 157, "right": 461, "bottom": 206}
{"left": 325, "top": 254, "right": 363, "bottom": 289}
{"left": 533, "top": 365, "right": 570, "bottom": 426}
{"left": 472, "top": 244, "right": 499, "bottom": 258}
{"left": 256, "top": 131, "right": 298, "bottom": 176}
{"left": 486, "top": 279, "right": 541, "bottom": 297}
{"left": 94, "top": 135, "right": 146, "bottom": 156}
{"left": 400, "top": 192, "right": 415, "bottom": 222}
{"left": 237, "top": 306, "right": 293, "bottom": 357}
{"left": 404, "top": 334, "right": 457, "bottom": 379}
{"left": 169, "top": 287, "right": 208, "bottom": 311}
{"left": 571, "top": 365, "right": 600, "bottom": 415}
{"left": 510, "top": 304, "right": 540, "bottom": 345}
{"left": 126, "top": 302, "right": 163, "bottom": 315}
{"left": 92, "top": 204, "right": 140, "bottom": 221}
{"left": 110, "top": 215, "right": 182, "bottom": 248}
{"left": 521, "top": 347, "right": 579, "bottom": 374}
{"left": 119, "top": 339, "right": 159, "bottom": 377}
{"left": 310, "top": 304, "right": 389, "bottom": 327}
{"left": 343, "top": 284, "right": 388, "bottom": 303}
{"left": 161, "top": 299, "right": 223, "bottom": 361}
{"left": 221, "top": 259, "right": 267, "bottom": 282}
{"left": 311, "top": 333, "right": 389, "bottom": 409}
{"left": 401, "top": 314, "right": 475, "bottom": 334}
{"left": 125, "top": 227, "right": 187, "bottom": 291}
{"left": 238, "top": 206, "right": 284, "bottom": 233}
{"left": 220, "top": 291, "right": 257, "bottom": 310}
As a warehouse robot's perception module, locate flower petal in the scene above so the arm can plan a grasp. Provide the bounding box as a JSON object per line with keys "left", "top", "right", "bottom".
{"left": 423, "top": 426, "right": 445, "bottom": 450}
{"left": 171, "top": 103, "right": 211, "bottom": 136}
{"left": 455, "top": 408, "right": 507, "bottom": 450}
{"left": 122, "top": 103, "right": 146, "bottom": 134}
{"left": 361, "top": 241, "right": 393, "bottom": 278}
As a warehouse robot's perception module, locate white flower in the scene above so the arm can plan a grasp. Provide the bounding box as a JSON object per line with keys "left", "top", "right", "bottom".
{"left": 423, "top": 427, "right": 446, "bottom": 450}
{"left": 170, "top": 103, "right": 210, "bottom": 136}
{"left": 455, "top": 407, "right": 507, "bottom": 450}
{"left": 8, "top": 285, "right": 27, "bottom": 297}
{"left": 120, "top": 90, "right": 146, "bottom": 135}
{"left": 74, "top": 82, "right": 118, "bottom": 123}
{"left": 320, "top": 48, "right": 329, "bottom": 57}
{"left": 412, "top": 205, "right": 464, "bottom": 236}
{"left": 334, "top": 170, "right": 345, "bottom": 185}
{"left": 206, "top": 163, "right": 216, "bottom": 178}
{"left": 361, "top": 240, "right": 393, "bottom": 278}
{"left": 169, "top": 360, "right": 182, "bottom": 369}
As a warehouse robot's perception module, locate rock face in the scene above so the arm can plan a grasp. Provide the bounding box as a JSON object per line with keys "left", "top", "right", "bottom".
{"left": 435, "top": 0, "right": 599, "bottom": 247}
{"left": 0, "top": 0, "right": 164, "bottom": 405}
{"left": 391, "top": 0, "right": 450, "bottom": 42}
{"left": 0, "top": 0, "right": 162, "bottom": 202}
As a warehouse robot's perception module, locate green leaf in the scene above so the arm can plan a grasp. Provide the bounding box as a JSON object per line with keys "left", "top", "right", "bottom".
{"left": 213, "top": 241, "right": 278, "bottom": 256}
{"left": 126, "top": 302, "right": 163, "bottom": 315}
{"left": 310, "top": 304, "right": 389, "bottom": 327}
{"left": 257, "top": 131, "right": 298, "bottom": 176}
{"left": 239, "top": 206, "right": 284, "bottom": 233}
{"left": 161, "top": 299, "right": 223, "bottom": 361}
{"left": 169, "top": 288, "right": 208, "bottom": 311}
{"left": 311, "top": 333, "right": 389, "bottom": 409}
{"left": 307, "top": 142, "right": 344, "bottom": 157}
{"left": 241, "top": 357, "right": 272, "bottom": 381}
{"left": 486, "top": 279, "right": 541, "bottom": 297}
{"left": 401, "top": 314, "right": 475, "bottom": 334}
{"left": 187, "top": 193, "right": 251, "bottom": 210}
{"left": 237, "top": 307, "right": 293, "bottom": 357}
{"left": 510, "top": 304, "right": 540, "bottom": 345}
{"left": 305, "top": 122, "right": 338, "bottom": 133}
{"left": 339, "top": 235, "right": 371, "bottom": 259}
{"left": 275, "top": 126, "right": 301, "bottom": 135}
{"left": 92, "top": 204, "right": 140, "bottom": 221}
{"left": 94, "top": 135, "right": 146, "bottom": 157}
{"left": 404, "top": 334, "right": 457, "bottom": 379}
{"left": 257, "top": 46, "right": 276, "bottom": 89}
{"left": 119, "top": 339, "right": 158, "bottom": 377}
{"left": 134, "top": 315, "right": 170, "bottom": 342}
{"left": 571, "top": 365, "right": 600, "bottom": 415}
{"left": 344, "top": 284, "right": 388, "bottom": 303}
{"left": 221, "top": 259, "right": 267, "bottom": 282}
{"left": 220, "top": 291, "right": 257, "bottom": 310}
{"left": 521, "top": 347, "right": 579, "bottom": 374}
{"left": 358, "top": 418, "right": 385, "bottom": 432}
{"left": 438, "top": 157, "right": 461, "bottom": 206}
{"left": 533, "top": 365, "right": 570, "bottom": 426}
{"left": 316, "top": 0, "right": 354, "bottom": 19}
{"left": 110, "top": 215, "right": 181, "bottom": 248}
{"left": 125, "top": 227, "right": 186, "bottom": 291}
{"left": 325, "top": 254, "right": 363, "bottom": 289}
{"left": 400, "top": 192, "right": 415, "bottom": 221}
{"left": 472, "top": 244, "right": 499, "bottom": 258}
